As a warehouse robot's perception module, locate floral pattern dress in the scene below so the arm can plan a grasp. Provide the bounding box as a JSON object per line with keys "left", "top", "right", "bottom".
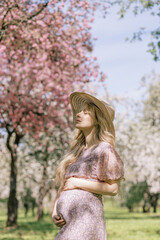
{"left": 54, "top": 141, "right": 124, "bottom": 240}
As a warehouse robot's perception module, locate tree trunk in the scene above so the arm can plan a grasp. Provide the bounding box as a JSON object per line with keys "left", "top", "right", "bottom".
{"left": 142, "top": 192, "right": 151, "bottom": 213}
{"left": 6, "top": 152, "right": 18, "bottom": 227}
{"left": 6, "top": 132, "right": 22, "bottom": 227}
{"left": 36, "top": 149, "right": 50, "bottom": 221}
{"left": 37, "top": 193, "right": 44, "bottom": 220}
{"left": 128, "top": 206, "right": 133, "bottom": 212}
{"left": 149, "top": 193, "right": 159, "bottom": 213}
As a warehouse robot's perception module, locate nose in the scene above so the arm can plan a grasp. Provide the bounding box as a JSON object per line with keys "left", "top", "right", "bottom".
{"left": 76, "top": 111, "right": 82, "bottom": 118}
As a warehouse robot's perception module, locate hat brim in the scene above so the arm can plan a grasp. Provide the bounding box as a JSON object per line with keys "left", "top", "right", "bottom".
{"left": 69, "top": 91, "right": 115, "bottom": 137}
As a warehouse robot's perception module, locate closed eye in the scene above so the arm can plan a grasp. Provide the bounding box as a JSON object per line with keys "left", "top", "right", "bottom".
{"left": 83, "top": 110, "right": 88, "bottom": 113}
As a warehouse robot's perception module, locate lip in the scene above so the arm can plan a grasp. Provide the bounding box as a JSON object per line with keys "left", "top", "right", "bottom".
{"left": 76, "top": 119, "right": 81, "bottom": 123}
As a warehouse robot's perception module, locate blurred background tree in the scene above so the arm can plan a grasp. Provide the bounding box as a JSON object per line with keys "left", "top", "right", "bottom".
{"left": 115, "top": 71, "right": 160, "bottom": 213}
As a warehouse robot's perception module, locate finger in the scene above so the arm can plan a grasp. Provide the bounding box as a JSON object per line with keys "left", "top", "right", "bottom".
{"left": 54, "top": 219, "right": 65, "bottom": 226}
{"left": 55, "top": 219, "right": 65, "bottom": 223}
{"left": 57, "top": 222, "right": 66, "bottom": 227}
{"left": 55, "top": 214, "right": 63, "bottom": 219}
{"left": 53, "top": 215, "right": 65, "bottom": 222}
{"left": 59, "top": 213, "right": 65, "bottom": 220}
{"left": 57, "top": 218, "right": 66, "bottom": 224}
{"left": 54, "top": 220, "right": 65, "bottom": 225}
{"left": 57, "top": 218, "right": 65, "bottom": 223}
{"left": 53, "top": 217, "right": 60, "bottom": 222}
{"left": 56, "top": 220, "right": 65, "bottom": 226}
{"left": 53, "top": 218, "right": 61, "bottom": 224}
{"left": 63, "top": 187, "right": 71, "bottom": 190}
{"left": 54, "top": 215, "right": 61, "bottom": 220}
{"left": 57, "top": 220, "right": 65, "bottom": 225}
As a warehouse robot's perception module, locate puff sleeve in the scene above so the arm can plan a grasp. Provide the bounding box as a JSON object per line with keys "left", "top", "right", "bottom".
{"left": 96, "top": 144, "right": 124, "bottom": 182}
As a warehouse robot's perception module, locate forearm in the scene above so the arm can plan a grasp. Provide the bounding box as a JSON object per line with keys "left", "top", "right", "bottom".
{"left": 53, "top": 190, "right": 60, "bottom": 213}
{"left": 52, "top": 198, "right": 58, "bottom": 216}
{"left": 75, "top": 178, "right": 118, "bottom": 196}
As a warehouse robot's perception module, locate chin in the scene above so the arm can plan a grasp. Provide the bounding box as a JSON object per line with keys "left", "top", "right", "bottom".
{"left": 75, "top": 125, "right": 84, "bottom": 130}
{"left": 75, "top": 126, "right": 81, "bottom": 129}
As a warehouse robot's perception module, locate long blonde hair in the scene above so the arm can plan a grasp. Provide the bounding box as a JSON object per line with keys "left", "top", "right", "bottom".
{"left": 54, "top": 101, "right": 115, "bottom": 198}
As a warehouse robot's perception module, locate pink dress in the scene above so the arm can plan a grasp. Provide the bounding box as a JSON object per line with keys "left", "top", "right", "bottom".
{"left": 55, "top": 141, "right": 124, "bottom": 240}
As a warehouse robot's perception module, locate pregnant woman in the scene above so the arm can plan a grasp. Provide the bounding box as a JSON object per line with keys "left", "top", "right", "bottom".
{"left": 52, "top": 91, "right": 125, "bottom": 240}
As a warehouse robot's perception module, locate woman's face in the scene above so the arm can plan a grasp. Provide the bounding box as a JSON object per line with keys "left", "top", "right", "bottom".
{"left": 75, "top": 104, "right": 96, "bottom": 130}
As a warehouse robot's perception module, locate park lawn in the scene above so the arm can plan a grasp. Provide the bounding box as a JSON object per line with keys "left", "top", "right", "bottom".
{"left": 103, "top": 199, "right": 160, "bottom": 240}
{"left": 0, "top": 199, "right": 160, "bottom": 240}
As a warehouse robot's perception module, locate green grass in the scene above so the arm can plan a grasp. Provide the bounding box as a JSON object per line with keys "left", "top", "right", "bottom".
{"left": 0, "top": 199, "right": 160, "bottom": 240}
{"left": 103, "top": 200, "right": 160, "bottom": 240}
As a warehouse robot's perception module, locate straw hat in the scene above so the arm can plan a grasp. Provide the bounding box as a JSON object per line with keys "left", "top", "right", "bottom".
{"left": 69, "top": 91, "right": 115, "bottom": 137}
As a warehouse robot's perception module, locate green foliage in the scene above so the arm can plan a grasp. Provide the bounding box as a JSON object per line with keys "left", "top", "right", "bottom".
{"left": 148, "top": 29, "right": 160, "bottom": 61}
{"left": 0, "top": 198, "right": 8, "bottom": 203}
{"left": 121, "top": 181, "right": 148, "bottom": 211}
{"left": 111, "top": 0, "right": 160, "bottom": 61}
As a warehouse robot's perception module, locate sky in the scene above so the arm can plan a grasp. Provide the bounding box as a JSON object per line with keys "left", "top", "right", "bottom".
{"left": 90, "top": 5, "right": 160, "bottom": 101}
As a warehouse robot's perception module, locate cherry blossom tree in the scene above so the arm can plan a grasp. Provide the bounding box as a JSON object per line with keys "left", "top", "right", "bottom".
{"left": 0, "top": 0, "right": 106, "bottom": 227}
{"left": 0, "top": 0, "right": 49, "bottom": 42}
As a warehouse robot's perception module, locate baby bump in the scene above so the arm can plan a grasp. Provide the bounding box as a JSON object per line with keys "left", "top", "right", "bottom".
{"left": 56, "top": 189, "right": 104, "bottom": 224}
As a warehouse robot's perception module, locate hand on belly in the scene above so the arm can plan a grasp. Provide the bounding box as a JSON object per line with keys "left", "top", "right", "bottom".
{"left": 52, "top": 213, "right": 66, "bottom": 228}
{"left": 63, "top": 177, "right": 81, "bottom": 191}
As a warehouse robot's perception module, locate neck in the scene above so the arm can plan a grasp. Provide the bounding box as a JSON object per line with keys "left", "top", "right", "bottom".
{"left": 83, "top": 126, "right": 99, "bottom": 148}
